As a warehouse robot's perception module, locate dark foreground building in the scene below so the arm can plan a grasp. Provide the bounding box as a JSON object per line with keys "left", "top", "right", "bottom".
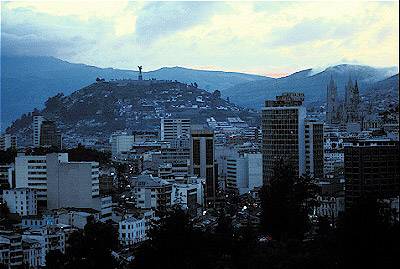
{"left": 344, "top": 139, "right": 399, "bottom": 210}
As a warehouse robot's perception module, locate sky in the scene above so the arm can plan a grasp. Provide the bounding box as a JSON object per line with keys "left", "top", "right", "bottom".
{"left": 1, "top": 1, "right": 399, "bottom": 77}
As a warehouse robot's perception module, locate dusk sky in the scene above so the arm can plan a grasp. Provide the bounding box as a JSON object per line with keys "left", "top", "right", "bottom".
{"left": 1, "top": 1, "right": 399, "bottom": 77}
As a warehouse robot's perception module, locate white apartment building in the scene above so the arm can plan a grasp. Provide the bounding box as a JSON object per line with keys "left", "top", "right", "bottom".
{"left": 22, "top": 238, "right": 41, "bottom": 268}
{"left": 110, "top": 131, "right": 135, "bottom": 158}
{"left": 0, "top": 233, "right": 23, "bottom": 267}
{"left": 0, "top": 134, "right": 17, "bottom": 150}
{"left": 2, "top": 188, "right": 37, "bottom": 216}
{"left": 33, "top": 116, "right": 45, "bottom": 147}
{"left": 22, "top": 226, "right": 65, "bottom": 267}
{"left": 225, "top": 153, "right": 262, "bottom": 195}
{"left": 131, "top": 175, "right": 172, "bottom": 211}
{"left": 172, "top": 181, "right": 204, "bottom": 216}
{"left": 118, "top": 211, "right": 154, "bottom": 245}
{"left": 0, "top": 164, "right": 13, "bottom": 189}
{"left": 161, "top": 118, "right": 191, "bottom": 140}
{"left": 15, "top": 153, "right": 68, "bottom": 207}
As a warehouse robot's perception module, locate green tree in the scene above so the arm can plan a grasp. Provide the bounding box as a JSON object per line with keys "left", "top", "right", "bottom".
{"left": 259, "top": 159, "right": 317, "bottom": 241}
{"left": 64, "top": 220, "right": 119, "bottom": 268}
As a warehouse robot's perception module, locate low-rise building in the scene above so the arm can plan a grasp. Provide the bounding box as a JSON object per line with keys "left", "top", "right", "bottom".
{"left": 2, "top": 188, "right": 37, "bottom": 216}
{"left": 118, "top": 210, "right": 154, "bottom": 245}
{"left": 0, "top": 232, "right": 23, "bottom": 267}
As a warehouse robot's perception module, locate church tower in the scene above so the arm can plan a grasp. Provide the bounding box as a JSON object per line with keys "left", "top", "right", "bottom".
{"left": 326, "top": 76, "right": 340, "bottom": 124}
{"left": 344, "top": 78, "right": 361, "bottom": 123}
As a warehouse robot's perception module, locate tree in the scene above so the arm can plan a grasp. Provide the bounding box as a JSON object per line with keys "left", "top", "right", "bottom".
{"left": 259, "top": 159, "right": 317, "bottom": 241}
{"left": 131, "top": 207, "right": 213, "bottom": 268}
{"left": 64, "top": 220, "right": 119, "bottom": 268}
{"left": 46, "top": 249, "right": 66, "bottom": 269}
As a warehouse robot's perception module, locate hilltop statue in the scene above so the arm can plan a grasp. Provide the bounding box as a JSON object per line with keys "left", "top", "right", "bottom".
{"left": 138, "top": 66, "right": 143, "bottom": 81}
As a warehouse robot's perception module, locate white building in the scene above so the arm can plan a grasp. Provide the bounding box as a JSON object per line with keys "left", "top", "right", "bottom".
{"left": 172, "top": 181, "right": 204, "bottom": 216}
{"left": 225, "top": 153, "right": 262, "bottom": 195}
{"left": 14, "top": 153, "right": 68, "bottom": 207}
{"left": 110, "top": 131, "right": 135, "bottom": 158}
{"left": 118, "top": 211, "right": 154, "bottom": 245}
{"left": 161, "top": 118, "right": 191, "bottom": 141}
{"left": 22, "top": 238, "right": 42, "bottom": 268}
{"left": 0, "top": 134, "right": 17, "bottom": 150}
{"left": 22, "top": 226, "right": 65, "bottom": 267}
{"left": 0, "top": 164, "right": 13, "bottom": 189}
{"left": 46, "top": 153, "right": 100, "bottom": 210}
{"left": 2, "top": 188, "right": 37, "bottom": 216}
{"left": 33, "top": 116, "right": 45, "bottom": 147}
{"left": 0, "top": 233, "right": 23, "bottom": 267}
{"left": 131, "top": 175, "right": 172, "bottom": 211}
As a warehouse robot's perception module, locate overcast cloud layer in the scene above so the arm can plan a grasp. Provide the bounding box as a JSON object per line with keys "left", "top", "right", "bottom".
{"left": 1, "top": 1, "right": 399, "bottom": 77}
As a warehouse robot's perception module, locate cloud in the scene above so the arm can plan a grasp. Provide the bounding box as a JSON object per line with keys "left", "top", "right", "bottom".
{"left": 1, "top": 1, "right": 398, "bottom": 75}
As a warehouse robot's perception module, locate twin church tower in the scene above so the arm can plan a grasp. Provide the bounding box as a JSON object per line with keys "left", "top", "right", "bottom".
{"left": 326, "top": 76, "right": 364, "bottom": 126}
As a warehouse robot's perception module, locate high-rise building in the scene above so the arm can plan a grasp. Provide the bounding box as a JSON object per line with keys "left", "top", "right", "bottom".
{"left": 326, "top": 76, "right": 341, "bottom": 125}
{"left": 305, "top": 120, "right": 324, "bottom": 179}
{"left": 40, "top": 120, "right": 62, "bottom": 149}
{"left": 0, "top": 134, "right": 17, "bottom": 150}
{"left": 33, "top": 116, "right": 45, "bottom": 147}
{"left": 190, "top": 128, "right": 217, "bottom": 207}
{"left": 15, "top": 153, "right": 68, "bottom": 208}
{"left": 46, "top": 153, "right": 100, "bottom": 210}
{"left": 344, "top": 139, "right": 399, "bottom": 210}
{"left": 161, "top": 118, "right": 191, "bottom": 141}
{"left": 262, "top": 93, "right": 306, "bottom": 183}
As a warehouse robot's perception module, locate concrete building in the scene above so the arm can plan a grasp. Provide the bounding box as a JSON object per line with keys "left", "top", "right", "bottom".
{"left": 161, "top": 118, "right": 191, "bottom": 141}
{"left": 33, "top": 116, "right": 45, "bottom": 147}
{"left": 14, "top": 153, "right": 68, "bottom": 208}
{"left": 172, "top": 180, "right": 204, "bottom": 216}
{"left": 22, "top": 226, "right": 65, "bottom": 267}
{"left": 262, "top": 93, "right": 306, "bottom": 183}
{"left": 40, "top": 120, "right": 62, "bottom": 149}
{"left": 0, "top": 165, "right": 13, "bottom": 191}
{"left": 22, "top": 214, "right": 57, "bottom": 229}
{"left": 22, "top": 238, "right": 41, "bottom": 268}
{"left": 2, "top": 188, "right": 37, "bottom": 216}
{"left": 46, "top": 153, "right": 100, "bottom": 210}
{"left": 57, "top": 208, "right": 100, "bottom": 229}
{"left": 344, "top": 139, "right": 399, "bottom": 210}
{"left": 305, "top": 120, "right": 324, "bottom": 179}
{"left": 0, "top": 134, "right": 17, "bottom": 151}
{"left": 190, "top": 128, "right": 217, "bottom": 207}
{"left": 130, "top": 175, "right": 172, "bottom": 212}
{"left": 110, "top": 131, "right": 135, "bottom": 158}
{"left": 118, "top": 211, "right": 154, "bottom": 245}
{"left": 225, "top": 153, "right": 263, "bottom": 195}
{"left": 0, "top": 232, "right": 23, "bottom": 267}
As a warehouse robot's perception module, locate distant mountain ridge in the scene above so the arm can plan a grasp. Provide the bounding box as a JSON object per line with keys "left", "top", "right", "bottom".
{"left": 1, "top": 56, "right": 398, "bottom": 131}
{"left": 1, "top": 56, "right": 265, "bottom": 130}
{"left": 221, "top": 64, "right": 398, "bottom": 110}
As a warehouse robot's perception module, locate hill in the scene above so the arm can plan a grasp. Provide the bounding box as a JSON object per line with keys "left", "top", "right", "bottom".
{"left": 7, "top": 80, "right": 259, "bottom": 147}
{"left": 1, "top": 56, "right": 265, "bottom": 131}
{"left": 221, "top": 64, "right": 398, "bottom": 110}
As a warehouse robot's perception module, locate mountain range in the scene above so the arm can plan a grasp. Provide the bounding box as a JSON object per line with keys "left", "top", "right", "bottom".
{"left": 1, "top": 55, "right": 398, "bottom": 131}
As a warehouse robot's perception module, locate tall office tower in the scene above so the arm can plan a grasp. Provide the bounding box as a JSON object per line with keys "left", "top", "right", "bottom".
{"left": 40, "top": 120, "right": 62, "bottom": 149}
{"left": 262, "top": 93, "right": 306, "bottom": 184}
{"left": 344, "top": 140, "right": 399, "bottom": 211}
{"left": 46, "top": 153, "right": 100, "bottom": 210}
{"left": 344, "top": 78, "right": 361, "bottom": 123}
{"left": 326, "top": 76, "right": 341, "bottom": 124}
{"left": 15, "top": 153, "right": 68, "bottom": 208}
{"left": 190, "top": 129, "right": 217, "bottom": 207}
{"left": 161, "top": 118, "right": 191, "bottom": 141}
{"left": 304, "top": 120, "right": 324, "bottom": 179}
{"left": 0, "top": 134, "right": 17, "bottom": 150}
{"left": 33, "top": 116, "right": 45, "bottom": 147}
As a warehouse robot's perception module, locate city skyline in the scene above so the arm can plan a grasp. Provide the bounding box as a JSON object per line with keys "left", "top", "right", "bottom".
{"left": 1, "top": 1, "right": 399, "bottom": 77}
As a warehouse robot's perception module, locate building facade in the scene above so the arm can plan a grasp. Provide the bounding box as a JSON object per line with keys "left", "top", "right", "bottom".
{"left": 2, "top": 188, "right": 37, "bottom": 216}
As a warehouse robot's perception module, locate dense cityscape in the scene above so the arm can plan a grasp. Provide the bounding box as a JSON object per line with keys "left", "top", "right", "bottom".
{"left": 0, "top": 67, "right": 398, "bottom": 268}
{"left": 1, "top": 1, "right": 399, "bottom": 268}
